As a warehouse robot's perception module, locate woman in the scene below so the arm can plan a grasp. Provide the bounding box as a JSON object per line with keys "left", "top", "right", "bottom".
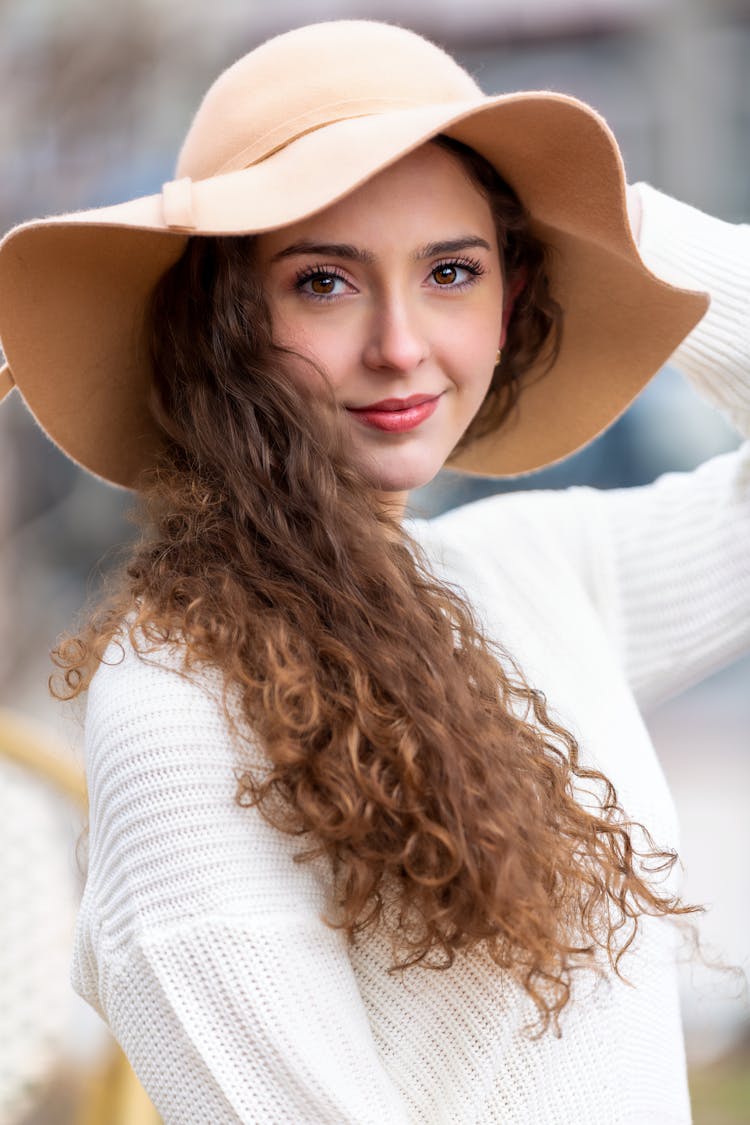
{"left": 0, "top": 19, "right": 747, "bottom": 1125}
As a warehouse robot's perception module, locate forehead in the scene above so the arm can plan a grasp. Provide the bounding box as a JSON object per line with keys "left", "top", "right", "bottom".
{"left": 257, "top": 142, "right": 496, "bottom": 255}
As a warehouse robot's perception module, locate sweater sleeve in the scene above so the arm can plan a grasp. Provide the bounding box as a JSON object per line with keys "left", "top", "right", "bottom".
{"left": 512, "top": 186, "right": 750, "bottom": 712}
{"left": 70, "top": 638, "right": 411, "bottom": 1125}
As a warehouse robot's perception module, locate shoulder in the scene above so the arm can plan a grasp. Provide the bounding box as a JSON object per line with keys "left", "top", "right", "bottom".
{"left": 88, "top": 626, "right": 223, "bottom": 724}
{"left": 409, "top": 484, "right": 597, "bottom": 559}
{"left": 84, "top": 626, "right": 265, "bottom": 797}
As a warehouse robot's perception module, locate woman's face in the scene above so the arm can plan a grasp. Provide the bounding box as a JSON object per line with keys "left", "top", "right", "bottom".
{"left": 254, "top": 142, "right": 505, "bottom": 516}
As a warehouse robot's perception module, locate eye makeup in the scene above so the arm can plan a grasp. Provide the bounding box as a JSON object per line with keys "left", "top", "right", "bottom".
{"left": 293, "top": 255, "right": 486, "bottom": 301}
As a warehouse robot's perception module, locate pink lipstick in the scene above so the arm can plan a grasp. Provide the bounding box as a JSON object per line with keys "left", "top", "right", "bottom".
{"left": 346, "top": 393, "right": 442, "bottom": 433}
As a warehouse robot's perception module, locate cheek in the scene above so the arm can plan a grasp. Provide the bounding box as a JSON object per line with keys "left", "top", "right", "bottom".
{"left": 270, "top": 312, "right": 355, "bottom": 394}
{"left": 266, "top": 299, "right": 304, "bottom": 351}
{"left": 291, "top": 325, "right": 352, "bottom": 375}
{"left": 441, "top": 317, "right": 498, "bottom": 395}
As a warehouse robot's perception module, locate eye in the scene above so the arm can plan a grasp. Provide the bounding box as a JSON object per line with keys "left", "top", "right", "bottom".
{"left": 294, "top": 265, "right": 352, "bottom": 301}
{"left": 430, "top": 256, "right": 485, "bottom": 289}
{"left": 433, "top": 264, "right": 461, "bottom": 286}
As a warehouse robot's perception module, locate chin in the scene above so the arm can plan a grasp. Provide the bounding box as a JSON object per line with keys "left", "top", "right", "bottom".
{"left": 364, "top": 459, "right": 443, "bottom": 494}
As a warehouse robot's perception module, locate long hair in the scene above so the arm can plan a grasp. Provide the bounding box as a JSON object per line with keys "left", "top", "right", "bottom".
{"left": 52, "top": 136, "right": 700, "bottom": 1036}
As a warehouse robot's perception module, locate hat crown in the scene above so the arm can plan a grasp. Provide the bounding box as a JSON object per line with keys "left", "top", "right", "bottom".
{"left": 175, "top": 20, "right": 481, "bottom": 181}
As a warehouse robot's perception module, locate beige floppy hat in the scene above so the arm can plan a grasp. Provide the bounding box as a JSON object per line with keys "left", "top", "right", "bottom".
{"left": 0, "top": 19, "right": 708, "bottom": 489}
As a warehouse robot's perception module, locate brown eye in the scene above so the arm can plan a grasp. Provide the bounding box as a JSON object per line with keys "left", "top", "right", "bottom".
{"left": 434, "top": 264, "right": 457, "bottom": 286}
{"left": 295, "top": 266, "right": 349, "bottom": 300}
{"left": 310, "top": 276, "right": 336, "bottom": 295}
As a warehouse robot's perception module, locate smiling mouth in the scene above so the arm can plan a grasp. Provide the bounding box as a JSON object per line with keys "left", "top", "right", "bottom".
{"left": 348, "top": 393, "right": 441, "bottom": 411}
{"left": 345, "top": 394, "right": 442, "bottom": 433}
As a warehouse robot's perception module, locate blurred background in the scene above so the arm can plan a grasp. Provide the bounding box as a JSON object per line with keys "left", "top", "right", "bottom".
{"left": 0, "top": 0, "right": 748, "bottom": 1122}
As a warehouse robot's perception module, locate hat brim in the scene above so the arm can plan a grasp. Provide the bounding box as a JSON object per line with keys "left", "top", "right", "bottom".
{"left": 0, "top": 362, "right": 13, "bottom": 400}
{"left": 0, "top": 93, "right": 708, "bottom": 487}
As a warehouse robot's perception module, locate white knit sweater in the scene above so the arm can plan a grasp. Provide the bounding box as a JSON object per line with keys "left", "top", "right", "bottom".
{"left": 70, "top": 185, "right": 750, "bottom": 1125}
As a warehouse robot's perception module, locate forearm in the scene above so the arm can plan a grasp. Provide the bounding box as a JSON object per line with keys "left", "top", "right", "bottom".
{"left": 633, "top": 182, "right": 750, "bottom": 433}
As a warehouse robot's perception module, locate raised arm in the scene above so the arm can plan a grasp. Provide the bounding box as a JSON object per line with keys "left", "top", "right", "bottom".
{"left": 578, "top": 185, "right": 750, "bottom": 708}
{"left": 71, "top": 636, "right": 411, "bottom": 1124}
{"left": 431, "top": 186, "right": 750, "bottom": 713}
{"left": 634, "top": 182, "right": 750, "bottom": 430}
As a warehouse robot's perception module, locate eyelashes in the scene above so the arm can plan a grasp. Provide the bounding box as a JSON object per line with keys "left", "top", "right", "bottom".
{"left": 293, "top": 264, "right": 351, "bottom": 300}
{"left": 292, "top": 256, "right": 486, "bottom": 301}
{"left": 430, "top": 256, "right": 485, "bottom": 288}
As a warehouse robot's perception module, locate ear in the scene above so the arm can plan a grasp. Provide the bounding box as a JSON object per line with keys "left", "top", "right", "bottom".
{"left": 500, "top": 270, "right": 527, "bottom": 345}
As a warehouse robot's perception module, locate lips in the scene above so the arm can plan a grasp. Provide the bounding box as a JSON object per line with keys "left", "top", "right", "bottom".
{"left": 345, "top": 394, "right": 442, "bottom": 433}
{"left": 348, "top": 393, "right": 439, "bottom": 412}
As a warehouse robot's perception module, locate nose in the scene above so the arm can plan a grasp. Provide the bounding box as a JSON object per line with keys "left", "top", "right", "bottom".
{"left": 362, "top": 292, "right": 430, "bottom": 373}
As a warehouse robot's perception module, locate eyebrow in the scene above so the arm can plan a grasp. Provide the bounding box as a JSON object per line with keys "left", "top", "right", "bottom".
{"left": 270, "top": 236, "right": 492, "bottom": 265}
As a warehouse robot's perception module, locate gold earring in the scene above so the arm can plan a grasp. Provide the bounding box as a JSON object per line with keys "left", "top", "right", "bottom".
{"left": 495, "top": 348, "right": 503, "bottom": 366}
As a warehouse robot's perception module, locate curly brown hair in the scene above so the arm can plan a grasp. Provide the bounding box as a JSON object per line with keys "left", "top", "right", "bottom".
{"left": 52, "top": 135, "right": 700, "bottom": 1037}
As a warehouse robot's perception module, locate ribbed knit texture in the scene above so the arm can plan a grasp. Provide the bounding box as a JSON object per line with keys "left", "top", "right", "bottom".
{"left": 71, "top": 186, "right": 750, "bottom": 1124}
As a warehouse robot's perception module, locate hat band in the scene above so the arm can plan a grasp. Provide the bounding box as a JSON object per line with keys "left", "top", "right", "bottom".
{"left": 162, "top": 108, "right": 418, "bottom": 230}
{"left": 162, "top": 177, "right": 195, "bottom": 228}
{"left": 212, "top": 94, "right": 469, "bottom": 175}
